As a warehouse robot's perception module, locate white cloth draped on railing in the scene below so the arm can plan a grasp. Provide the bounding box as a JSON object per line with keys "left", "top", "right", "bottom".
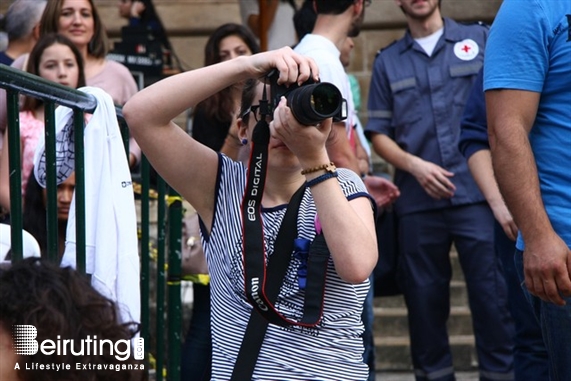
{"left": 33, "top": 86, "right": 140, "bottom": 327}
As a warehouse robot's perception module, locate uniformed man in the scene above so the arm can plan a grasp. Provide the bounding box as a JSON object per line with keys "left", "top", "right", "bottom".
{"left": 365, "top": 1, "right": 514, "bottom": 380}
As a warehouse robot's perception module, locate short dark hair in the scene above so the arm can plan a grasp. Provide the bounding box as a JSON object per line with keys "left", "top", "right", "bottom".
{"left": 239, "top": 78, "right": 262, "bottom": 125}
{"left": 314, "top": 0, "right": 355, "bottom": 15}
{"left": 293, "top": 0, "right": 317, "bottom": 40}
{"left": 0, "top": 258, "right": 143, "bottom": 381}
{"left": 22, "top": 168, "right": 49, "bottom": 256}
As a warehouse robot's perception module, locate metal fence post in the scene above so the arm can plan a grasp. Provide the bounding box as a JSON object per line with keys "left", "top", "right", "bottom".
{"left": 167, "top": 187, "right": 183, "bottom": 381}
{"left": 6, "top": 89, "right": 23, "bottom": 261}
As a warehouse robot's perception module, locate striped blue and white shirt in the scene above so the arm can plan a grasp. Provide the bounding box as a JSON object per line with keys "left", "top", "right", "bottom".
{"left": 202, "top": 154, "right": 373, "bottom": 381}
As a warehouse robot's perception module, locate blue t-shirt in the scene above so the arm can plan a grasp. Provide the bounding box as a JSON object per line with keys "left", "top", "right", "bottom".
{"left": 484, "top": 0, "right": 571, "bottom": 250}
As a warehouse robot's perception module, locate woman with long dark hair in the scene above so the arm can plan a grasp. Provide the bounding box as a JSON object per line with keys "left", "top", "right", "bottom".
{"left": 191, "top": 23, "right": 260, "bottom": 156}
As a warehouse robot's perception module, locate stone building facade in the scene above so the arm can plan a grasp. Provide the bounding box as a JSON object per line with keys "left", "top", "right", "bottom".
{"left": 0, "top": 0, "right": 503, "bottom": 166}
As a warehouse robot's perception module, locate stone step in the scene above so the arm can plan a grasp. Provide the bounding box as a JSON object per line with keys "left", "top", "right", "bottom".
{"left": 374, "top": 280, "right": 469, "bottom": 308}
{"left": 375, "top": 335, "right": 477, "bottom": 371}
{"left": 374, "top": 306, "right": 474, "bottom": 337}
{"left": 372, "top": 250, "right": 478, "bottom": 372}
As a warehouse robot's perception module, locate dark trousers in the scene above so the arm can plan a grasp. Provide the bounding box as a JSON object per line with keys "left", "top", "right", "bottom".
{"left": 495, "top": 224, "right": 549, "bottom": 381}
{"left": 399, "top": 203, "right": 514, "bottom": 381}
{"left": 181, "top": 283, "right": 212, "bottom": 381}
{"left": 515, "top": 251, "right": 571, "bottom": 381}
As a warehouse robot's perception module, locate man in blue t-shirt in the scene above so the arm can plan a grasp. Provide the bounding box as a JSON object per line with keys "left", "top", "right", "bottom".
{"left": 485, "top": 1, "right": 571, "bottom": 379}
{"left": 365, "top": 1, "right": 513, "bottom": 380}
{"left": 459, "top": 68, "right": 549, "bottom": 381}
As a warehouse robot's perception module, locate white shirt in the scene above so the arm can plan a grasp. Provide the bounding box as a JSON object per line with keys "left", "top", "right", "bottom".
{"left": 294, "top": 34, "right": 356, "bottom": 135}
{"left": 415, "top": 27, "right": 444, "bottom": 56}
{"left": 239, "top": 0, "right": 297, "bottom": 50}
{"left": 34, "top": 87, "right": 140, "bottom": 326}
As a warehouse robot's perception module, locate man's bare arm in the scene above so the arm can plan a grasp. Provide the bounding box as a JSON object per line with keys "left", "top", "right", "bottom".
{"left": 487, "top": 88, "right": 571, "bottom": 305}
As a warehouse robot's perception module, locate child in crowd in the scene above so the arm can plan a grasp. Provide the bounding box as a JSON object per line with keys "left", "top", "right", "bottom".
{"left": 0, "top": 33, "right": 84, "bottom": 213}
{"left": 23, "top": 168, "right": 75, "bottom": 259}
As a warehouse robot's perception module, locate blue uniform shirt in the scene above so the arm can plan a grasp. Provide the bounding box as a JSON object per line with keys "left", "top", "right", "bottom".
{"left": 366, "top": 18, "right": 488, "bottom": 216}
{"left": 458, "top": 68, "right": 488, "bottom": 160}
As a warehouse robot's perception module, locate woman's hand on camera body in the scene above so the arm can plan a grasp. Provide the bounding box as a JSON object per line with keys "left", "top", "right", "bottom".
{"left": 270, "top": 96, "right": 332, "bottom": 164}
{"left": 248, "top": 47, "right": 319, "bottom": 87}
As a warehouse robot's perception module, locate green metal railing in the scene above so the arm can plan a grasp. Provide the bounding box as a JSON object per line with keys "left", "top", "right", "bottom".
{"left": 0, "top": 63, "right": 182, "bottom": 380}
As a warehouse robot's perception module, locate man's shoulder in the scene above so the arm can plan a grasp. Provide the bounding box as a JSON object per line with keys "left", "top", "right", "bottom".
{"left": 294, "top": 34, "right": 333, "bottom": 53}
{"left": 373, "top": 38, "right": 406, "bottom": 64}
{"left": 376, "top": 39, "right": 402, "bottom": 57}
{"left": 294, "top": 35, "right": 341, "bottom": 67}
{"left": 446, "top": 17, "right": 490, "bottom": 36}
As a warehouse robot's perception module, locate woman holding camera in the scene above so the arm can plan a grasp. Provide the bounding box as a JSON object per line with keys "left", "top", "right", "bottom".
{"left": 124, "top": 47, "right": 377, "bottom": 380}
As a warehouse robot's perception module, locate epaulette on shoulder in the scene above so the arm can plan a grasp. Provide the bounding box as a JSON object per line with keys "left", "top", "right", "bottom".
{"left": 376, "top": 40, "right": 398, "bottom": 57}
{"left": 461, "top": 20, "right": 490, "bottom": 29}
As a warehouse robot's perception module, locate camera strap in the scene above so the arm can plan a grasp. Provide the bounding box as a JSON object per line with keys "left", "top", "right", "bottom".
{"left": 240, "top": 117, "right": 328, "bottom": 328}
{"left": 233, "top": 114, "right": 329, "bottom": 380}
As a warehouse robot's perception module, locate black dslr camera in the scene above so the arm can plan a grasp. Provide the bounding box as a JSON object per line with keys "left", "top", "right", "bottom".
{"left": 267, "top": 70, "right": 347, "bottom": 126}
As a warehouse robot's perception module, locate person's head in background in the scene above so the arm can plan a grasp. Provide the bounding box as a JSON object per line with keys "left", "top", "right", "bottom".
{"left": 0, "top": 13, "right": 7, "bottom": 51}
{"left": 198, "top": 23, "right": 260, "bottom": 123}
{"left": 0, "top": 257, "right": 142, "bottom": 381}
{"left": 204, "top": 23, "right": 260, "bottom": 65}
{"left": 21, "top": 33, "right": 85, "bottom": 113}
{"left": 117, "top": 0, "right": 160, "bottom": 25}
{"left": 0, "top": 0, "right": 47, "bottom": 64}
{"left": 293, "top": 2, "right": 353, "bottom": 68}
{"left": 396, "top": 0, "right": 442, "bottom": 18}
{"left": 0, "top": 32, "right": 7, "bottom": 52}
{"left": 39, "top": 0, "right": 109, "bottom": 60}
{"left": 314, "top": 0, "right": 368, "bottom": 37}
{"left": 340, "top": 36, "right": 354, "bottom": 68}
{"left": 118, "top": 0, "right": 134, "bottom": 19}
{"left": 23, "top": 170, "right": 75, "bottom": 258}
{"left": 293, "top": 0, "right": 317, "bottom": 41}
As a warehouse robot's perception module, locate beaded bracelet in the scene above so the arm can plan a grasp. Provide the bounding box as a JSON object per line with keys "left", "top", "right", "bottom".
{"left": 301, "top": 162, "right": 336, "bottom": 175}
{"left": 306, "top": 171, "right": 338, "bottom": 188}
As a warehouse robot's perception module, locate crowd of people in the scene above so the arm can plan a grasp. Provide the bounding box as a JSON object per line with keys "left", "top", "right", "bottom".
{"left": 1, "top": 0, "right": 570, "bottom": 380}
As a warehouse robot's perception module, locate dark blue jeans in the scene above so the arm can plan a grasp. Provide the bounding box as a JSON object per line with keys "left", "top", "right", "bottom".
{"left": 180, "top": 283, "right": 211, "bottom": 381}
{"left": 515, "top": 250, "right": 571, "bottom": 381}
{"left": 495, "top": 226, "right": 548, "bottom": 381}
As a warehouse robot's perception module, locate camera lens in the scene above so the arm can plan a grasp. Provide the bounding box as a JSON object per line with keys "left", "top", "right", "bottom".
{"left": 287, "top": 82, "right": 342, "bottom": 126}
{"left": 311, "top": 84, "right": 341, "bottom": 116}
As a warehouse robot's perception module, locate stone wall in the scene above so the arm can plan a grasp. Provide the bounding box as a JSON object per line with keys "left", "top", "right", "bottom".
{"left": 97, "top": 0, "right": 501, "bottom": 126}
{"left": 1, "top": 0, "right": 503, "bottom": 107}
{"left": 0, "top": 0, "right": 502, "bottom": 169}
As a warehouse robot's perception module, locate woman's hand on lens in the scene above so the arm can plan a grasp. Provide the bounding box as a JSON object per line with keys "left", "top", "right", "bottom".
{"left": 271, "top": 97, "right": 331, "bottom": 161}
